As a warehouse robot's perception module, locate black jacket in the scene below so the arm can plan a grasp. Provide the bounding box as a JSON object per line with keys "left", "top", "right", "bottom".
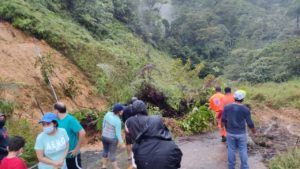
{"left": 126, "top": 115, "right": 182, "bottom": 169}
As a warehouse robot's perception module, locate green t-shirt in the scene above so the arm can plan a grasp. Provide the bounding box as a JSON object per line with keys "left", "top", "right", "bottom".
{"left": 34, "top": 128, "right": 69, "bottom": 169}
{"left": 57, "top": 114, "right": 83, "bottom": 158}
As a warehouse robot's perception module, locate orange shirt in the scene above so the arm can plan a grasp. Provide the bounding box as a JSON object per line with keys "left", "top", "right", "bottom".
{"left": 209, "top": 93, "right": 225, "bottom": 112}
{"left": 223, "top": 94, "right": 235, "bottom": 107}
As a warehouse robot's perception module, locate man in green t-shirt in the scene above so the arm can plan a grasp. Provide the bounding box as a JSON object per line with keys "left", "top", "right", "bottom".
{"left": 54, "top": 102, "right": 86, "bottom": 169}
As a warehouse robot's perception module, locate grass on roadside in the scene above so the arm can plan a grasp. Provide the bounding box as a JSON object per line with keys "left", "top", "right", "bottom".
{"left": 269, "top": 148, "right": 300, "bottom": 169}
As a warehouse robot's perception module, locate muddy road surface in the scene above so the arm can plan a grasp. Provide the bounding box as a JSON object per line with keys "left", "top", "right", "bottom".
{"left": 178, "top": 132, "right": 267, "bottom": 169}
{"left": 84, "top": 131, "right": 267, "bottom": 169}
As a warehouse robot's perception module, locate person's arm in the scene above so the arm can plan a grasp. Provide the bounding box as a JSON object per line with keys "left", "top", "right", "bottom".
{"left": 245, "top": 109, "right": 256, "bottom": 134}
{"left": 35, "top": 134, "right": 60, "bottom": 167}
{"left": 35, "top": 150, "right": 62, "bottom": 168}
{"left": 62, "top": 142, "right": 69, "bottom": 160}
{"left": 71, "top": 129, "right": 85, "bottom": 157}
{"left": 115, "top": 119, "right": 124, "bottom": 144}
{"left": 70, "top": 118, "right": 86, "bottom": 157}
{"left": 125, "top": 120, "right": 130, "bottom": 133}
{"left": 102, "top": 113, "right": 107, "bottom": 130}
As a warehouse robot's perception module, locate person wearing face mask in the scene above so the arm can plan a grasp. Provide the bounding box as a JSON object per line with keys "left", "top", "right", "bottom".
{"left": 34, "top": 112, "right": 69, "bottom": 169}
{"left": 0, "top": 112, "right": 8, "bottom": 162}
{"left": 0, "top": 136, "right": 27, "bottom": 169}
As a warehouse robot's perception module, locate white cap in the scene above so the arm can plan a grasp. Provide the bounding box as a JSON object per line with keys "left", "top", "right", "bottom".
{"left": 234, "top": 90, "right": 246, "bottom": 101}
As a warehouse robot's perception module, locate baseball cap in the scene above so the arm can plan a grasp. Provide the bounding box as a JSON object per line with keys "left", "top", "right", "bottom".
{"left": 112, "top": 103, "right": 124, "bottom": 113}
{"left": 39, "top": 112, "right": 58, "bottom": 123}
{"left": 234, "top": 90, "right": 246, "bottom": 101}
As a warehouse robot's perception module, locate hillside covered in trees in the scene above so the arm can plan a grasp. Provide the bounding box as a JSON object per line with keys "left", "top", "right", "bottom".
{"left": 2, "top": 1, "right": 300, "bottom": 167}
{"left": 2, "top": 0, "right": 300, "bottom": 86}
{"left": 114, "top": 0, "right": 300, "bottom": 83}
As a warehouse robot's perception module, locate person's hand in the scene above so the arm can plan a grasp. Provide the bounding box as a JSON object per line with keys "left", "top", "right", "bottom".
{"left": 53, "top": 160, "right": 64, "bottom": 168}
{"left": 69, "top": 149, "right": 79, "bottom": 157}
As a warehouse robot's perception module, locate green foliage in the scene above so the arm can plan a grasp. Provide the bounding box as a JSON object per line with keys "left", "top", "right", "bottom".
{"left": 148, "top": 105, "right": 162, "bottom": 116}
{"left": 238, "top": 79, "right": 300, "bottom": 109}
{"left": 269, "top": 148, "right": 300, "bottom": 169}
{"left": 114, "top": 0, "right": 300, "bottom": 82}
{"left": 96, "top": 112, "right": 106, "bottom": 131}
{"left": 63, "top": 77, "right": 80, "bottom": 98}
{"left": 0, "top": 100, "right": 17, "bottom": 117}
{"left": 70, "top": 109, "right": 96, "bottom": 122}
{"left": 180, "top": 106, "right": 215, "bottom": 134}
{"left": 35, "top": 53, "right": 55, "bottom": 84}
{"left": 7, "top": 119, "right": 39, "bottom": 166}
{"left": 70, "top": 109, "right": 106, "bottom": 132}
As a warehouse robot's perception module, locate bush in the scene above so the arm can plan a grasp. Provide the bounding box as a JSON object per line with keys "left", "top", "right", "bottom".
{"left": 7, "top": 119, "right": 39, "bottom": 167}
{"left": 96, "top": 112, "right": 106, "bottom": 132}
{"left": 269, "top": 148, "right": 300, "bottom": 169}
{"left": 0, "top": 100, "right": 17, "bottom": 117}
{"left": 70, "top": 109, "right": 106, "bottom": 132}
{"left": 180, "top": 106, "right": 215, "bottom": 134}
{"left": 63, "top": 77, "right": 80, "bottom": 98}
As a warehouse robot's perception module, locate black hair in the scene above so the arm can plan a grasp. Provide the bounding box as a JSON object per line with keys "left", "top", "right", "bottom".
{"left": 224, "top": 87, "right": 231, "bottom": 94}
{"left": 53, "top": 120, "right": 58, "bottom": 128}
{"left": 8, "top": 136, "right": 25, "bottom": 152}
{"left": 234, "top": 98, "right": 244, "bottom": 103}
{"left": 54, "top": 103, "right": 66, "bottom": 113}
{"left": 215, "top": 86, "right": 222, "bottom": 92}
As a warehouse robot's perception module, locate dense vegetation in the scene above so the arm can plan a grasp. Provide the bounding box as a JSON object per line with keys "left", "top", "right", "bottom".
{"left": 2, "top": 0, "right": 300, "bottom": 166}
{"left": 0, "top": 0, "right": 206, "bottom": 108}
{"left": 112, "top": 0, "right": 300, "bottom": 83}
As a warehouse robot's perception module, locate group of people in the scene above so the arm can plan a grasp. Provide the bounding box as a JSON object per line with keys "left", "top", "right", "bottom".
{"left": 210, "top": 87, "right": 256, "bottom": 169}
{"left": 0, "top": 102, "right": 86, "bottom": 169}
{"left": 0, "top": 87, "right": 256, "bottom": 169}
{"left": 0, "top": 99, "right": 182, "bottom": 169}
{"left": 101, "top": 99, "right": 182, "bottom": 169}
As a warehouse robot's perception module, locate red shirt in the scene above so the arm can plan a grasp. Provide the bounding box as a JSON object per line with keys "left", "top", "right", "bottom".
{"left": 0, "top": 157, "right": 27, "bottom": 169}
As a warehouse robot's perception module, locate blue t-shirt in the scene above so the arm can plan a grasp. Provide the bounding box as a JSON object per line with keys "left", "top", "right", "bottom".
{"left": 57, "top": 114, "right": 83, "bottom": 158}
{"left": 34, "top": 128, "right": 69, "bottom": 169}
{"left": 222, "top": 103, "right": 254, "bottom": 134}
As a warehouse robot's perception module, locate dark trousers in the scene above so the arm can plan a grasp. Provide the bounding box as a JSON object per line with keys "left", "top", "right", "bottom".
{"left": 102, "top": 136, "right": 118, "bottom": 162}
{"left": 66, "top": 154, "right": 82, "bottom": 169}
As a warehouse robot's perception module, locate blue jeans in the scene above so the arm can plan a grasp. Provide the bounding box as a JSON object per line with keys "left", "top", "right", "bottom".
{"left": 227, "top": 133, "right": 249, "bottom": 169}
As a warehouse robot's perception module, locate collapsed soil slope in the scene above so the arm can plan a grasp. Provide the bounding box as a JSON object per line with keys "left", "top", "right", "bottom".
{"left": 0, "top": 21, "right": 105, "bottom": 120}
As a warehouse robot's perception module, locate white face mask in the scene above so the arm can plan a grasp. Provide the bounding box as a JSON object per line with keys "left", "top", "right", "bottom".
{"left": 43, "top": 126, "right": 54, "bottom": 134}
